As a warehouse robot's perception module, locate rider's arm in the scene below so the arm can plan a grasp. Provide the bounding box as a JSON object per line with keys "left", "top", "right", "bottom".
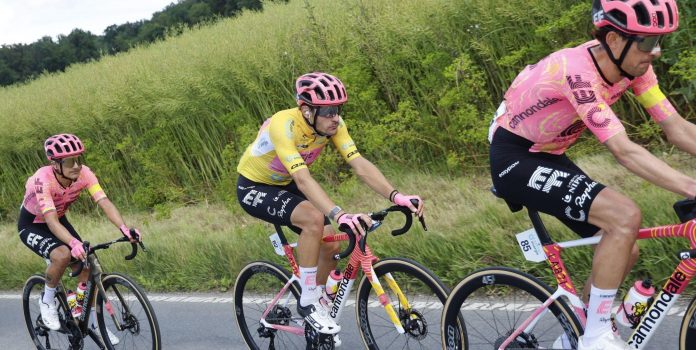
{"left": 291, "top": 168, "right": 342, "bottom": 220}
{"left": 659, "top": 114, "right": 696, "bottom": 155}
{"left": 348, "top": 156, "right": 395, "bottom": 200}
{"left": 96, "top": 198, "right": 127, "bottom": 228}
{"left": 45, "top": 211, "right": 78, "bottom": 245}
{"left": 604, "top": 131, "right": 696, "bottom": 198}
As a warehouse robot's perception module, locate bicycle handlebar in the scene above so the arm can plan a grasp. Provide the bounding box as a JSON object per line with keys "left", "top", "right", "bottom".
{"left": 333, "top": 199, "right": 426, "bottom": 260}
{"left": 69, "top": 229, "right": 146, "bottom": 277}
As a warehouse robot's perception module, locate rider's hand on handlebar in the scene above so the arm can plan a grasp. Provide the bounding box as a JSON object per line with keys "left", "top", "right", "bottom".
{"left": 393, "top": 193, "right": 424, "bottom": 217}
{"left": 337, "top": 213, "right": 372, "bottom": 236}
{"left": 69, "top": 238, "right": 87, "bottom": 261}
{"left": 120, "top": 224, "right": 142, "bottom": 243}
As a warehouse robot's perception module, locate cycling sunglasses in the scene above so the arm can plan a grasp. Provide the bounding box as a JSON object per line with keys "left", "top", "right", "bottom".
{"left": 315, "top": 105, "right": 342, "bottom": 118}
{"left": 630, "top": 35, "right": 663, "bottom": 53}
{"left": 58, "top": 155, "right": 84, "bottom": 168}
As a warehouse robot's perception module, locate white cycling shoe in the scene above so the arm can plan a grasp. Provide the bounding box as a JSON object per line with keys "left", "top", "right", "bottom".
{"left": 39, "top": 293, "right": 61, "bottom": 331}
{"left": 297, "top": 300, "right": 341, "bottom": 334}
{"left": 90, "top": 319, "right": 120, "bottom": 345}
{"left": 552, "top": 332, "right": 571, "bottom": 349}
{"left": 578, "top": 331, "right": 629, "bottom": 350}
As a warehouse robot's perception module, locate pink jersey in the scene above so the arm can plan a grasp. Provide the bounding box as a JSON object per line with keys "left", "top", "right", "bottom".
{"left": 489, "top": 40, "right": 677, "bottom": 154}
{"left": 22, "top": 165, "right": 107, "bottom": 223}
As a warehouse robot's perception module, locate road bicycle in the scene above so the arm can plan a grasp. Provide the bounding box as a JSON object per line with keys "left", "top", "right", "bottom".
{"left": 441, "top": 193, "right": 696, "bottom": 349}
{"left": 235, "top": 201, "right": 465, "bottom": 349}
{"left": 22, "top": 231, "right": 161, "bottom": 350}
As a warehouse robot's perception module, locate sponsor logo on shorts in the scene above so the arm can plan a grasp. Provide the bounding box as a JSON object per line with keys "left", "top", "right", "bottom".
{"left": 527, "top": 166, "right": 569, "bottom": 193}
{"left": 498, "top": 161, "right": 520, "bottom": 178}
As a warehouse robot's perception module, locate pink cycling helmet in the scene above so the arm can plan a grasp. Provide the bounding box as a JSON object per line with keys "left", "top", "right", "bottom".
{"left": 295, "top": 72, "right": 348, "bottom": 106}
{"left": 592, "top": 0, "right": 679, "bottom": 35}
{"left": 44, "top": 134, "right": 85, "bottom": 160}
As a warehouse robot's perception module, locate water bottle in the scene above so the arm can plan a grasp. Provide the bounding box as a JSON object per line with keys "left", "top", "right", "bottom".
{"left": 616, "top": 279, "right": 655, "bottom": 328}
{"left": 66, "top": 290, "right": 81, "bottom": 318}
{"left": 76, "top": 282, "right": 87, "bottom": 315}
{"left": 325, "top": 269, "right": 343, "bottom": 300}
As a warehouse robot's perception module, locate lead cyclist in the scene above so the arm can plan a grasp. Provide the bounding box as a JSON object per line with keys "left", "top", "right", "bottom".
{"left": 487, "top": 1, "right": 693, "bottom": 349}
{"left": 235, "top": 72, "right": 424, "bottom": 340}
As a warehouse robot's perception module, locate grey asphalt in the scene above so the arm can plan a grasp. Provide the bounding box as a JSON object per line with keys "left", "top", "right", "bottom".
{"left": 1, "top": 292, "right": 683, "bottom": 349}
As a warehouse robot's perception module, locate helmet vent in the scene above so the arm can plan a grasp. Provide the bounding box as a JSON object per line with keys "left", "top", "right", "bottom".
{"left": 666, "top": 3, "right": 674, "bottom": 27}
{"left": 633, "top": 3, "right": 650, "bottom": 26}
{"left": 55, "top": 144, "right": 64, "bottom": 153}
{"left": 656, "top": 12, "right": 665, "bottom": 28}
{"left": 608, "top": 9, "right": 628, "bottom": 27}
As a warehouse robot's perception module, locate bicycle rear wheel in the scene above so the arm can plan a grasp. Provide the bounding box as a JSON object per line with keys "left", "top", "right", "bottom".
{"left": 441, "top": 266, "right": 583, "bottom": 350}
{"left": 23, "top": 274, "right": 81, "bottom": 350}
{"left": 355, "top": 257, "right": 465, "bottom": 349}
{"left": 234, "top": 261, "right": 305, "bottom": 350}
{"left": 97, "top": 273, "right": 161, "bottom": 350}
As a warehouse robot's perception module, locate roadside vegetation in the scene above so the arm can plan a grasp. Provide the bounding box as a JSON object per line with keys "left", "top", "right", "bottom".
{"left": 0, "top": 0, "right": 694, "bottom": 291}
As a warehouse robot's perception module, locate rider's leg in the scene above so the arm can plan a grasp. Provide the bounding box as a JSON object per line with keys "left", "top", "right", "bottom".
{"left": 582, "top": 239, "right": 640, "bottom": 304}
{"left": 317, "top": 225, "right": 340, "bottom": 288}
{"left": 292, "top": 201, "right": 329, "bottom": 306}
{"left": 582, "top": 187, "right": 640, "bottom": 345}
{"left": 45, "top": 246, "right": 71, "bottom": 293}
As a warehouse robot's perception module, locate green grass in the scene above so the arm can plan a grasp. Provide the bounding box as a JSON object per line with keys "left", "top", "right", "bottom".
{"left": 3, "top": 151, "right": 696, "bottom": 294}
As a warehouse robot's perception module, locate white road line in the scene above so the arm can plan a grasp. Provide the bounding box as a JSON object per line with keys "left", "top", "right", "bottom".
{"left": 0, "top": 294, "right": 688, "bottom": 316}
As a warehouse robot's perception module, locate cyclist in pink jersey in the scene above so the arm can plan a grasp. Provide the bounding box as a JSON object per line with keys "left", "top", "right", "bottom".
{"left": 18, "top": 134, "right": 141, "bottom": 342}
{"left": 236, "top": 72, "right": 424, "bottom": 336}
{"left": 489, "top": 1, "right": 690, "bottom": 349}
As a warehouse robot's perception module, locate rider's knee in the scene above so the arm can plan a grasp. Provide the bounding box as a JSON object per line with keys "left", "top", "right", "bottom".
{"left": 50, "top": 246, "right": 71, "bottom": 266}
{"left": 630, "top": 242, "right": 640, "bottom": 261}
{"left": 605, "top": 200, "right": 641, "bottom": 239}
{"left": 298, "top": 209, "right": 326, "bottom": 238}
{"left": 321, "top": 240, "right": 340, "bottom": 255}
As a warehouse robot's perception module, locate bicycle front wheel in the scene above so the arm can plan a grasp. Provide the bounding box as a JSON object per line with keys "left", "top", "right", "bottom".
{"left": 355, "top": 257, "right": 465, "bottom": 349}
{"left": 234, "top": 261, "right": 304, "bottom": 350}
{"left": 679, "top": 293, "right": 696, "bottom": 349}
{"left": 441, "top": 266, "right": 583, "bottom": 350}
{"left": 97, "top": 273, "right": 161, "bottom": 350}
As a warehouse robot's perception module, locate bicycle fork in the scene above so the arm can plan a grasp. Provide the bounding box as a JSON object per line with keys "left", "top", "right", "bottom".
{"left": 360, "top": 260, "right": 407, "bottom": 334}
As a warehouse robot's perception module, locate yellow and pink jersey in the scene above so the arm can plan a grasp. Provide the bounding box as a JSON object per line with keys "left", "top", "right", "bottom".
{"left": 237, "top": 108, "right": 361, "bottom": 185}
{"left": 22, "top": 165, "right": 106, "bottom": 223}
{"left": 489, "top": 40, "right": 677, "bottom": 154}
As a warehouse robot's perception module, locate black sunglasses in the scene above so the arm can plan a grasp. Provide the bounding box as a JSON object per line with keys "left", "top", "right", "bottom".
{"left": 315, "top": 105, "right": 342, "bottom": 117}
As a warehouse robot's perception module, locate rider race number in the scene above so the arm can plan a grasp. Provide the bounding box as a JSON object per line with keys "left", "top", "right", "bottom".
{"left": 516, "top": 228, "right": 546, "bottom": 262}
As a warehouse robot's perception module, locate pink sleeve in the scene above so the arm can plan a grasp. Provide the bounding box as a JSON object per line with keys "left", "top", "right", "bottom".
{"left": 80, "top": 166, "right": 107, "bottom": 202}
{"left": 563, "top": 73, "right": 625, "bottom": 143}
{"left": 631, "top": 65, "right": 678, "bottom": 123}
{"left": 34, "top": 172, "right": 56, "bottom": 215}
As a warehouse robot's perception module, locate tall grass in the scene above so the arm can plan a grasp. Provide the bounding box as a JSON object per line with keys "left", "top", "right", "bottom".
{"left": 0, "top": 0, "right": 693, "bottom": 218}
{"left": 2, "top": 152, "right": 695, "bottom": 292}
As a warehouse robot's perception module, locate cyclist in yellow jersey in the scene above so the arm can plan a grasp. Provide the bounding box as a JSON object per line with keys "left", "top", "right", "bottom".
{"left": 236, "top": 72, "right": 424, "bottom": 335}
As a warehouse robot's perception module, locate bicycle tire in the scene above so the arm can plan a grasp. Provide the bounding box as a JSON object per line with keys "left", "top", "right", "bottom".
{"left": 355, "top": 257, "right": 465, "bottom": 350}
{"left": 23, "top": 274, "right": 81, "bottom": 350}
{"left": 97, "top": 273, "right": 161, "bottom": 350}
{"left": 234, "top": 260, "right": 304, "bottom": 350}
{"left": 679, "top": 293, "right": 696, "bottom": 349}
{"left": 441, "top": 266, "right": 583, "bottom": 350}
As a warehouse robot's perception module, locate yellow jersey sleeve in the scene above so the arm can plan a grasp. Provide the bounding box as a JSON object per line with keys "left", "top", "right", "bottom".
{"left": 331, "top": 118, "right": 360, "bottom": 162}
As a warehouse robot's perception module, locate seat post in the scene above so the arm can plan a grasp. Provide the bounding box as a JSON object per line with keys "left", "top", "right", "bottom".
{"left": 527, "top": 209, "right": 554, "bottom": 245}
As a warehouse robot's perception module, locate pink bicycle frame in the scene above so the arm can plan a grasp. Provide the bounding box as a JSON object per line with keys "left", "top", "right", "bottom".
{"left": 498, "top": 219, "right": 696, "bottom": 350}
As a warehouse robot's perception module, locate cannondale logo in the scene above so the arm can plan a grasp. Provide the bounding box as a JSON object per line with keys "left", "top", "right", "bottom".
{"left": 587, "top": 105, "right": 611, "bottom": 128}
